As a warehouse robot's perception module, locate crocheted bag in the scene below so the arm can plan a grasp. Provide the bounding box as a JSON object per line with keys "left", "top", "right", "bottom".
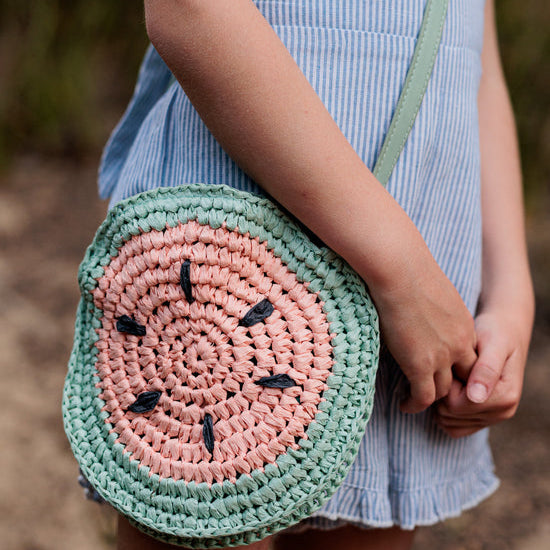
{"left": 62, "top": 1, "right": 448, "bottom": 546}
{"left": 64, "top": 184, "right": 378, "bottom": 547}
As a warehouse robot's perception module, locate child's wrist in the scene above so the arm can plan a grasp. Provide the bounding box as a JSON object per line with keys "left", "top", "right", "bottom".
{"left": 478, "top": 278, "right": 535, "bottom": 322}
{"left": 476, "top": 289, "right": 535, "bottom": 349}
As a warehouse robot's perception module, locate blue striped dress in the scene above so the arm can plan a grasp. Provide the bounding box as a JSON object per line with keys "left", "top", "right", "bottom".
{"left": 98, "top": 0, "right": 499, "bottom": 530}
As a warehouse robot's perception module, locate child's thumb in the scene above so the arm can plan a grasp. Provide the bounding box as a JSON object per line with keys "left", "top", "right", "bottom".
{"left": 465, "top": 339, "right": 506, "bottom": 404}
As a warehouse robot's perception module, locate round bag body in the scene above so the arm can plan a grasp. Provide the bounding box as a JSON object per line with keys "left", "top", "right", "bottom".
{"left": 62, "top": 184, "right": 379, "bottom": 547}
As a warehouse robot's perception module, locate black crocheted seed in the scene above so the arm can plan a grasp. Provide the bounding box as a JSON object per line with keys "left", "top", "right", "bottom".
{"left": 127, "top": 391, "right": 162, "bottom": 413}
{"left": 238, "top": 298, "right": 274, "bottom": 327}
{"left": 180, "top": 259, "right": 194, "bottom": 303}
{"left": 203, "top": 413, "right": 215, "bottom": 454}
{"left": 116, "top": 315, "right": 146, "bottom": 336}
{"left": 255, "top": 373, "right": 297, "bottom": 389}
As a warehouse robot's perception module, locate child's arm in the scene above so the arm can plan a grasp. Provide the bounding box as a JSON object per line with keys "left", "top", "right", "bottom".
{"left": 145, "top": 0, "right": 478, "bottom": 413}
{"left": 436, "top": 0, "right": 535, "bottom": 438}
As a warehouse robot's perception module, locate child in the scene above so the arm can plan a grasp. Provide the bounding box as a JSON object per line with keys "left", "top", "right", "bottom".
{"left": 99, "top": 1, "right": 534, "bottom": 549}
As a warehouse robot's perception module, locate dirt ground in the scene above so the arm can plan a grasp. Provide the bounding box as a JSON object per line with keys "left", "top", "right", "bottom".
{"left": 0, "top": 155, "right": 548, "bottom": 550}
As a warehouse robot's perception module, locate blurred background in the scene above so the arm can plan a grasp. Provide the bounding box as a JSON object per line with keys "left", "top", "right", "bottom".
{"left": 0, "top": 1, "right": 548, "bottom": 549}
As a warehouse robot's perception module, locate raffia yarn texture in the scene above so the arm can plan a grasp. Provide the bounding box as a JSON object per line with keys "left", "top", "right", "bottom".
{"left": 63, "top": 184, "right": 379, "bottom": 547}
{"left": 95, "top": 221, "right": 335, "bottom": 485}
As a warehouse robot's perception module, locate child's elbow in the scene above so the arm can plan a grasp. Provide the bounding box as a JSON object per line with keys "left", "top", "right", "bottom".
{"left": 144, "top": 0, "right": 206, "bottom": 53}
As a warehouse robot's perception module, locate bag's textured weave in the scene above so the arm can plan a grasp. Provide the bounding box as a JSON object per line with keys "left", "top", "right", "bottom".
{"left": 63, "top": 184, "right": 379, "bottom": 547}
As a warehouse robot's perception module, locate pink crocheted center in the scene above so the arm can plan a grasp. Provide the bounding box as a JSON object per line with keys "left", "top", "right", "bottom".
{"left": 93, "top": 221, "right": 333, "bottom": 485}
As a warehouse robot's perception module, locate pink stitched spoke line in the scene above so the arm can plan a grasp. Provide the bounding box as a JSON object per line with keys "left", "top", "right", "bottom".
{"left": 94, "top": 222, "right": 333, "bottom": 485}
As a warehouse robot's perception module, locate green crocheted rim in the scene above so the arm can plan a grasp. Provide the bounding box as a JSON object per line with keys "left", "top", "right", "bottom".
{"left": 62, "top": 184, "right": 379, "bottom": 547}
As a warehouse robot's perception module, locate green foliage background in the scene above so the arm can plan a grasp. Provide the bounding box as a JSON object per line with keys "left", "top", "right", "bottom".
{"left": 0, "top": 1, "right": 548, "bottom": 204}
{"left": 497, "top": 0, "right": 550, "bottom": 206}
{"left": 0, "top": 1, "right": 148, "bottom": 163}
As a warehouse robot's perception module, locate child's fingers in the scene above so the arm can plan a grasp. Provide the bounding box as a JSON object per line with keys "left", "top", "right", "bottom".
{"left": 434, "top": 368, "right": 453, "bottom": 401}
{"left": 465, "top": 330, "right": 508, "bottom": 404}
{"left": 437, "top": 354, "right": 523, "bottom": 424}
{"left": 435, "top": 387, "right": 488, "bottom": 438}
{"left": 436, "top": 404, "right": 495, "bottom": 438}
{"left": 400, "top": 376, "right": 436, "bottom": 414}
{"left": 437, "top": 378, "right": 468, "bottom": 415}
{"left": 400, "top": 353, "right": 471, "bottom": 414}
{"left": 437, "top": 378, "right": 492, "bottom": 418}
{"left": 451, "top": 344, "right": 478, "bottom": 384}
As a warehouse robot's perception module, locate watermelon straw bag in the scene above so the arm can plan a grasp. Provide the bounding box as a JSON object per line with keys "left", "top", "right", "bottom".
{"left": 62, "top": 1, "right": 449, "bottom": 546}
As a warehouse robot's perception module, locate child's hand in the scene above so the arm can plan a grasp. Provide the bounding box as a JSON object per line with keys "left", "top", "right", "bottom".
{"left": 434, "top": 309, "right": 532, "bottom": 438}
{"left": 370, "top": 260, "right": 478, "bottom": 415}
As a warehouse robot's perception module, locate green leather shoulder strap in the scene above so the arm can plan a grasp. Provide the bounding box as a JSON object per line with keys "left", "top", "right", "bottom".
{"left": 373, "top": 0, "right": 449, "bottom": 186}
